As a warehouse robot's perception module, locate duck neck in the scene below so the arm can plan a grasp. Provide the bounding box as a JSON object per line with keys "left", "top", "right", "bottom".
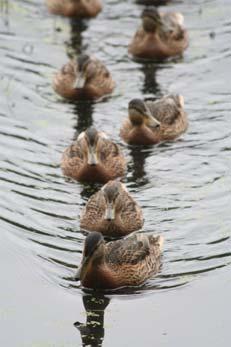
{"left": 129, "top": 124, "right": 156, "bottom": 145}
{"left": 142, "top": 18, "right": 160, "bottom": 33}
{"left": 80, "top": 162, "right": 110, "bottom": 183}
{"left": 82, "top": 255, "right": 109, "bottom": 289}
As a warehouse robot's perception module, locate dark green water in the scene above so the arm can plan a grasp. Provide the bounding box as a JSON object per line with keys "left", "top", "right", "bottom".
{"left": 0, "top": 0, "right": 231, "bottom": 346}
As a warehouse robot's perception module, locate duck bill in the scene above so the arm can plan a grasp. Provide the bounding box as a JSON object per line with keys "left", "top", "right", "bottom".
{"left": 104, "top": 203, "right": 115, "bottom": 221}
{"left": 75, "top": 265, "right": 82, "bottom": 281}
{"left": 178, "top": 95, "right": 184, "bottom": 108}
{"left": 74, "top": 72, "right": 86, "bottom": 89}
{"left": 87, "top": 147, "right": 98, "bottom": 166}
{"left": 75, "top": 256, "right": 88, "bottom": 281}
{"left": 148, "top": 115, "right": 161, "bottom": 129}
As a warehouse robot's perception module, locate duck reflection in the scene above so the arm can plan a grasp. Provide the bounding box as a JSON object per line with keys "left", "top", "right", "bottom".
{"left": 73, "top": 101, "right": 94, "bottom": 139}
{"left": 0, "top": 0, "right": 8, "bottom": 12}
{"left": 74, "top": 293, "right": 110, "bottom": 347}
{"left": 0, "top": 0, "right": 9, "bottom": 28}
{"left": 128, "top": 146, "right": 153, "bottom": 187}
{"left": 66, "top": 18, "right": 88, "bottom": 58}
{"left": 139, "top": 62, "right": 162, "bottom": 96}
{"left": 80, "top": 183, "right": 100, "bottom": 203}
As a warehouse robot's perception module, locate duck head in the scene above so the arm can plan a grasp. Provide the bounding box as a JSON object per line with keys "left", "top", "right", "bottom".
{"left": 128, "top": 99, "right": 161, "bottom": 128}
{"left": 75, "top": 232, "right": 105, "bottom": 281}
{"left": 141, "top": 7, "right": 162, "bottom": 32}
{"left": 77, "top": 127, "right": 101, "bottom": 166}
{"left": 75, "top": 54, "right": 91, "bottom": 88}
{"left": 102, "top": 180, "right": 125, "bottom": 221}
{"left": 83, "top": 127, "right": 100, "bottom": 166}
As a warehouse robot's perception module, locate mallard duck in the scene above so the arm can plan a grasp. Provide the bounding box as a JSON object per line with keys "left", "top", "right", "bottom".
{"left": 61, "top": 127, "right": 126, "bottom": 183}
{"left": 80, "top": 180, "right": 144, "bottom": 237}
{"left": 53, "top": 54, "right": 115, "bottom": 100}
{"left": 129, "top": 7, "right": 189, "bottom": 59}
{"left": 120, "top": 94, "right": 188, "bottom": 145}
{"left": 75, "top": 231, "right": 164, "bottom": 289}
{"left": 46, "top": 0, "right": 102, "bottom": 18}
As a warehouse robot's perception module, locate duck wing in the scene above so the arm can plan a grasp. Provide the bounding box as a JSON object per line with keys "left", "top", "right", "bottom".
{"left": 80, "top": 191, "right": 105, "bottom": 230}
{"left": 95, "top": 136, "right": 126, "bottom": 179}
{"left": 119, "top": 191, "right": 144, "bottom": 232}
{"left": 98, "top": 136, "right": 121, "bottom": 160}
{"left": 106, "top": 233, "right": 161, "bottom": 265}
{"left": 161, "top": 12, "right": 185, "bottom": 40}
{"left": 146, "top": 94, "right": 183, "bottom": 125}
{"left": 86, "top": 58, "right": 114, "bottom": 92}
{"left": 65, "top": 140, "right": 84, "bottom": 160}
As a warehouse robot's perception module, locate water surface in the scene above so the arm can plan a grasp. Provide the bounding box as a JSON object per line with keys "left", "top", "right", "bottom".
{"left": 0, "top": 0, "right": 231, "bottom": 346}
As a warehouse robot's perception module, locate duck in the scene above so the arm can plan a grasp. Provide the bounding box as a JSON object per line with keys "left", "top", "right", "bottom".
{"left": 120, "top": 94, "right": 188, "bottom": 145}
{"left": 53, "top": 54, "right": 115, "bottom": 100}
{"left": 61, "top": 127, "right": 126, "bottom": 183}
{"left": 129, "top": 7, "right": 189, "bottom": 59}
{"left": 75, "top": 231, "right": 164, "bottom": 289}
{"left": 80, "top": 180, "right": 144, "bottom": 237}
{"left": 46, "top": 0, "right": 102, "bottom": 18}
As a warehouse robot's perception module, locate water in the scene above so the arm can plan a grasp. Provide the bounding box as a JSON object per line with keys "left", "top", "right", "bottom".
{"left": 0, "top": 0, "right": 231, "bottom": 345}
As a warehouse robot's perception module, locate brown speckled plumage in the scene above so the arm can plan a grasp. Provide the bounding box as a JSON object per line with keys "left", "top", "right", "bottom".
{"left": 46, "top": 0, "right": 102, "bottom": 18}
{"left": 61, "top": 129, "right": 126, "bottom": 183}
{"left": 129, "top": 9, "right": 189, "bottom": 59}
{"left": 76, "top": 232, "right": 164, "bottom": 289}
{"left": 53, "top": 56, "right": 115, "bottom": 100}
{"left": 80, "top": 180, "right": 144, "bottom": 237}
{"left": 120, "top": 94, "right": 188, "bottom": 145}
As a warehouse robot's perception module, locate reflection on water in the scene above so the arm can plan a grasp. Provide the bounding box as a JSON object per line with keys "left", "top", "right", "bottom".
{"left": 127, "top": 146, "right": 152, "bottom": 187}
{"left": 74, "top": 293, "right": 110, "bottom": 347}
{"left": 0, "top": 0, "right": 8, "bottom": 12}
{"left": 140, "top": 62, "right": 162, "bottom": 96}
{"left": 73, "top": 101, "right": 94, "bottom": 138}
{"left": 80, "top": 184, "right": 102, "bottom": 203}
{"left": 66, "top": 18, "right": 89, "bottom": 58}
{"left": 0, "top": 0, "right": 9, "bottom": 28}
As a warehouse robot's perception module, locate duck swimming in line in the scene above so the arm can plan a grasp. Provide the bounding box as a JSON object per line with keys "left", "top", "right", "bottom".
{"left": 129, "top": 7, "right": 189, "bottom": 60}
{"left": 120, "top": 94, "right": 188, "bottom": 145}
{"left": 75, "top": 231, "right": 164, "bottom": 289}
{"left": 46, "top": 0, "right": 102, "bottom": 18}
{"left": 53, "top": 54, "right": 115, "bottom": 100}
{"left": 61, "top": 127, "right": 126, "bottom": 183}
{"left": 80, "top": 180, "right": 144, "bottom": 237}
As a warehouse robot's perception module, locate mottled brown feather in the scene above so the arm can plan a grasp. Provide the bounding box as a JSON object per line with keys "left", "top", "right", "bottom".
{"left": 61, "top": 133, "right": 126, "bottom": 183}
{"left": 80, "top": 233, "right": 163, "bottom": 289}
{"left": 80, "top": 181, "right": 144, "bottom": 236}
{"left": 120, "top": 94, "right": 188, "bottom": 145}
{"left": 53, "top": 57, "right": 115, "bottom": 100}
{"left": 46, "top": 0, "right": 102, "bottom": 18}
{"left": 129, "top": 11, "right": 189, "bottom": 59}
